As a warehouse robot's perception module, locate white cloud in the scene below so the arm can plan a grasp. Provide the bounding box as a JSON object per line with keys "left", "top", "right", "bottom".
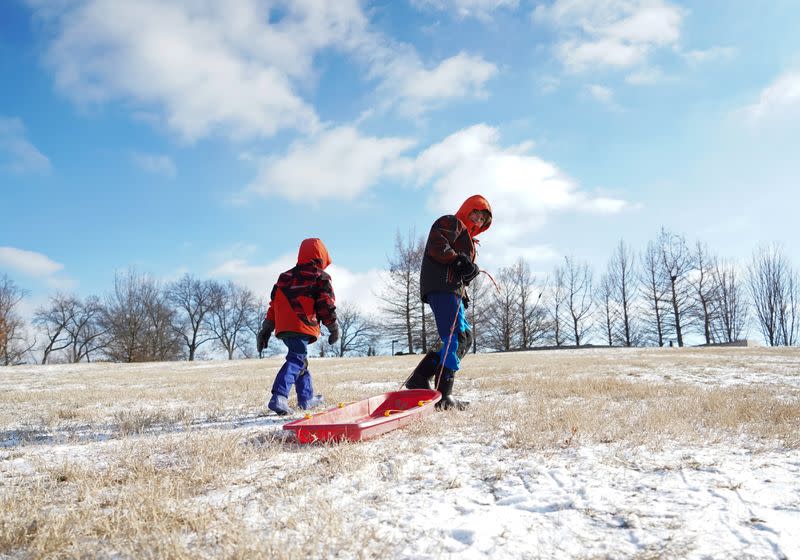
{"left": 358, "top": 38, "right": 498, "bottom": 117}
{"left": 244, "top": 126, "right": 415, "bottom": 202}
{"left": 209, "top": 253, "right": 383, "bottom": 314}
{"left": 741, "top": 69, "right": 800, "bottom": 123}
{"left": 326, "top": 265, "right": 385, "bottom": 314}
{"left": 29, "top": 0, "right": 370, "bottom": 141}
{"left": 209, "top": 254, "right": 295, "bottom": 302}
{"left": 625, "top": 66, "right": 665, "bottom": 85}
{"left": 131, "top": 152, "right": 176, "bottom": 177}
{"left": 0, "top": 117, "right": 51, "bottom": 174}
{"left": 29, "top": 0, "right": 498, "bottom": 139}
{"left": 414, "top": 124, "right": 629, "bottom": 265}
{"left": 539, "top": 75, "right": 561, "bottom": 94}
{"left": 383, "top": 52, "right": 497, "bottom": 116}
{"left": 588, "top": 84, "right": 614, "bottom": 103}
{"left": 682, "top": 46, "right": 736, "bottom": 65}
{"left": 411, "top": 0, "right": 519, "bottom": 20}
{"left": 242, "top": 124, "right": 629, "bottom": 263}
{"left": 0, "top": 247, "right": 63, "bottom": 277}
{"left": 534, "top": 0, "right": 685, "bottom": 72}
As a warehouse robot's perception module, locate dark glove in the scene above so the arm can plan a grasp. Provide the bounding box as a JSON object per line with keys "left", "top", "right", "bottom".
{"left": 256, "top": 319, "right": 274, "bottom": 354}
{"left": 462, "top": 292, "right": 470, "bottom": 310}
{"left": 327, "top": 322, "right": 340, "bottom": 345}
{"left": 452, "top": 254, "right": 480, "bottom": 285}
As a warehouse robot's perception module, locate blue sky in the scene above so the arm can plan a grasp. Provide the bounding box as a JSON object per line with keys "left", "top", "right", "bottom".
{"left": 2, "top": 0, "right": 800, "bottom": 318}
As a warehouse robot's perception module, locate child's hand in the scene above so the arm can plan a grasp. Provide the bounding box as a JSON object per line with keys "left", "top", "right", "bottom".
{"left": 453, "top": 254, "right": 480, "bottom": 284}
{"left": 257, "top": 319, "right": 274, "bottom": 353}
{"left": 327, "top": 322, "right": 340, "bottom": 345}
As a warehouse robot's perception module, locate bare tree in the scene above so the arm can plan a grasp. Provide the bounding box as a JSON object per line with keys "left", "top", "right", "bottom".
{"left": 484, "top": 267, "right": 520, "bottom": 351}
{"left": 510, "top": 258, "right": 546, "bottom": 348}
{"left": 206, "top": 281, "right": 258, "bottom": 359}
{"left": 330, "top": 302, "right": 378, "bottom": 357}
{"left": 564, "top": 256, "right": 593, "bottom": 346}
{"left": 748, "top": 244, "right": 799, "bottom": 346}
{"left": 690, "top": 242, "right": 718, "bottom": 345}
{"left": 608, "top": 240, "right": 639, "bottom": 346}
{"left": 249, "top": 297, "right": 280, "bottom": 357}
{"left": 100, "top": 269, "right": 148, "bottom": 362}
{"left": 33, "top": 293, "right": 77, "bottom": 364}
{"left": 65, "top": 296, "right": 106, "bottom": 363}
{"left": 546, "top": 264, "right": 568, "bottom": 346}
{"left": 142, "top": 282, "right": 182, "bottom": 361}
{"left": 378, "top": 231, "right": 424, "bottom": 354}
{"left": 100, "top": 269, "right": 181, "bottom": 362}
{"left": 0, "top": 275, "right": 33, "bottom": 365}
{"left": 167, "top": 274, "right": 216, "bottom": 361}
{"left": 711, "top": 261, "right": 748, "bottom": 343}
{"left": 465, "top": 272, "right": 494, "bottom": 353}
{"left": 786, "top": 270, "right": 800, "bottom": 346}
{"left": 596, "top": 272, "right": 617, "bottom": 346}
{"left": 658, "top": 229, "right": 695, "bottom": 347}
{"left": 641, "top": 238, "right": 672, "bottom": 346}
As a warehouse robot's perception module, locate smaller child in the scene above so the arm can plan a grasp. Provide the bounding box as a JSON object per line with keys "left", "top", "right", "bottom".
{"left": 256, "top": 238, "right": 339, "bottom": 415}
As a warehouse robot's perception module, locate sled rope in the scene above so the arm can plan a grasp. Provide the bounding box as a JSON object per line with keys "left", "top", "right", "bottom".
{"left": 480, "top": 269, "right": 501, "bottom": 293}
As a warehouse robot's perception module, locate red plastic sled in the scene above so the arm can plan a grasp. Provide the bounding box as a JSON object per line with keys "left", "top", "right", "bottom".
{"left": 283, "top": 389, "right": 441, "bottom": 443}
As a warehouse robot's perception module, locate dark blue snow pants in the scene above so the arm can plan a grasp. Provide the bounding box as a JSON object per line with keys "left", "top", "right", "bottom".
{"left": 270, "top": 335, "right": 315, "bottom": 406}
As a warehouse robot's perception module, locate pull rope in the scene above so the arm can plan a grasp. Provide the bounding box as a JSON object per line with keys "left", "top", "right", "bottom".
{"left": 479, "top": 269, "right": 501, "bottom": 293}
{"left": 382, "top": 399, "right": 433, "bottom": 417}
{"left": 434, "top": 286, "right": 464, "bottom": 391}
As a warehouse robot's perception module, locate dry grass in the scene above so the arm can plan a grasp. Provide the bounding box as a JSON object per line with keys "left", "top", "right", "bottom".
{"left": 460, "top": 347, "right": 800, "bottom": 450}
{"left": 1, "top": 347, "right": 799, "bottom": 558}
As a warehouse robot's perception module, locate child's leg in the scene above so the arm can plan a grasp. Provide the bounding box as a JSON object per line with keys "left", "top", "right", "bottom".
{"left": 295, "top": 364, "right": 316, "bottom": 407}
{"left": 271, "top": 337, "right": 309, "bottom": 398}
{"left": 427, "top": 292, "right": 466, "bottom": 371}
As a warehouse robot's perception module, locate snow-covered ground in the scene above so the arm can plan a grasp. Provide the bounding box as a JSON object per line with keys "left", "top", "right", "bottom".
{"left": 1, "top": 347, "right": 799, "bottom": 559}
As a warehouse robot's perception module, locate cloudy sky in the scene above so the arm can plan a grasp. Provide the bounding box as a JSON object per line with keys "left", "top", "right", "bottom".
{"left": 2, "top": 0, "right": 800, "bottom": 314}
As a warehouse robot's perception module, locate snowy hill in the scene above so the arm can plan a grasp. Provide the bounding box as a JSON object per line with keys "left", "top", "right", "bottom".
{"left": 1, "top": 347, "right": 799, "bottom": 559}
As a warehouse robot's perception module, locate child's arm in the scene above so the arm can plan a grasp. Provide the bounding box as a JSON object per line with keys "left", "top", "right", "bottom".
{"left": 314, "top": 273, "right": 337, "bottom": 328}
{"left": 265, "top": 284, "right": 277, "bottom": 324}
{"left": 315, "top": 273, "right": 340, "bottom": 344}
{"left": 426, "top": 216, "right": 462, "bottom": 264}
{"left": 257, "top": 284, "right": 278, "bottom": 354}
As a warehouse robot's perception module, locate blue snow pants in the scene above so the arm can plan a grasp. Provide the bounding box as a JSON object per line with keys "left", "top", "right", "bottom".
{"left": 427, "top": 291, "right": 471, "bottom": 372}
{"left": 271, "top": 335, "right": 315, "bottom": 405}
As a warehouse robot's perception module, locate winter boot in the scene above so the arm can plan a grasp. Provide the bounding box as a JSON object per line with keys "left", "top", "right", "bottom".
{"left": 434, "top": 369, "right": 469, "bottom": 411}
{"left": 268, "top": 394, "right": 293, "bottom": 416}
{"left": 405, "top": 351, "right": 439, "bottom": 390}
{"left": 298, "top": 394, "right": 325, "bottom": 410}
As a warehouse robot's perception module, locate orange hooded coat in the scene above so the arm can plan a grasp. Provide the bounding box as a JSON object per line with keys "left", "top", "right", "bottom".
{"left": 266, "top": 238, "right": 337, "bottom": 342}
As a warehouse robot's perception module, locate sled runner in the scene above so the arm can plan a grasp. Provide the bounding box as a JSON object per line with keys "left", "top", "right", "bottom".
{"left": 283, "top": 389, "right": 441, "bottom": 443}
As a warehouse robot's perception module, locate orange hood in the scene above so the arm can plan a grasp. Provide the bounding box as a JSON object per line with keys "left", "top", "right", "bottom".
{"left": 455, "top": 195, "right": 493, "bottom": 238}
{"left": 297, "top": 238, "right": 331, "bottom": 269}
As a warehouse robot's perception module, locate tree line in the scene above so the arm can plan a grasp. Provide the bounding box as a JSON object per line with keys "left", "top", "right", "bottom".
{"left": 0, "top": 269, "right": 378, "bottom": 365}
{"left": 1, "top": 228, "right": 798, "bottom": 365}
{"left": 378, "top": 228, "right": 799, "bottom": 354}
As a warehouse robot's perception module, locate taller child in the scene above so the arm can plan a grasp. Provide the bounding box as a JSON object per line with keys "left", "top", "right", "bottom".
{"left": 405, "top": 195, "right": 492, "bottom": 410}
{"left": 257, "top": 238, "right": 339, "bottom": 416}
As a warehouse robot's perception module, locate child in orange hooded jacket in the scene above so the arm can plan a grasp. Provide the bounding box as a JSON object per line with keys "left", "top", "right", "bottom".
{"left": 257, "top": 238, "right": 339, "bottom": 415}
{"left": 405, "top": 195, "right": 492, "bottom": 410}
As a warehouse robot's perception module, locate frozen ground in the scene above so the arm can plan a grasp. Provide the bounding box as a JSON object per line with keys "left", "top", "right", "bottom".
{"left": 1, "top": 347, "right": 799, "bottom": 559}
